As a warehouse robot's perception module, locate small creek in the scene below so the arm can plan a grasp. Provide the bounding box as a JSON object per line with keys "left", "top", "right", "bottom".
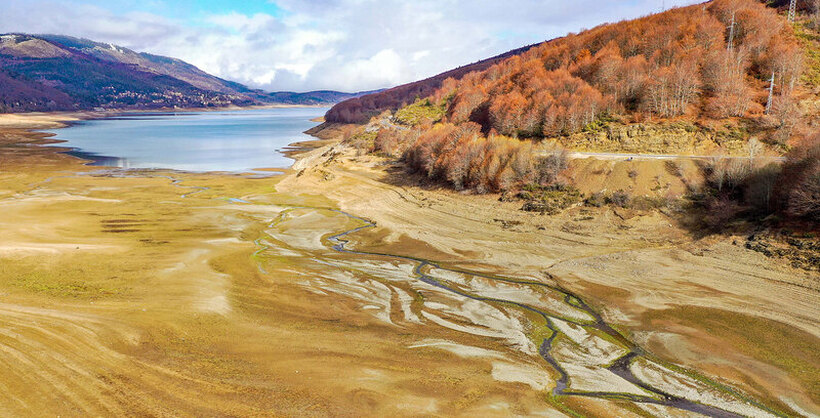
{"left": 270, "top": 207, "right": 784, "bottom": 418}
{"left": 112, "top": 172, "right": 784, "bottom": 417}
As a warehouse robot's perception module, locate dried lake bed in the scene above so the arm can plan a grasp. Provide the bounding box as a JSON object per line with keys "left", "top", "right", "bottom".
{"left": 0, "top": 111, "right": 816, "bottom": 417}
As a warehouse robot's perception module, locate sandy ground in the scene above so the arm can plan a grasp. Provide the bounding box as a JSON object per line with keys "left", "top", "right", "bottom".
{"left": 0, "top": 114, "right": 817, "bottom": 417}
{"left": 0, "top": 116, "right": 562, "bottom": 416}
{"left": 279, "top": 140, "right": 819, "bottom": 416}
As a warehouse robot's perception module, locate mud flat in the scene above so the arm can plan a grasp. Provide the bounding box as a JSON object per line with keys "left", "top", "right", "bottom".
{"left": 0, "top": 113, "right": 817, "bottom": 416}
{"left": 278, "top": 138, "right": 820, "bottom": 416}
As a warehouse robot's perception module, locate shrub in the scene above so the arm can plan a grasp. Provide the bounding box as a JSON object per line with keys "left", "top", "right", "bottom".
{"left": 665, "top": 160, "right": 684, "bottom": 177}
{"left": 701, "top": 195, "right": 745, "bottom": 230}
{"left": 403, "top": 123, "right": 551, "bottom": 193}
{"left": 779, "top": 134, "right": 820, "bottom": 220}
{"left": 534, "top": 149, "right": 569, "bottom": 186}
{"left": 520, "top": 185, "right": 582, "bottom": 214}
{"left": 586, "top": 192, "right": 607, "bottom": 207}
{"left": 690, "top": 133, "right": 817, "bottom": 229}
{"left": 345, "top": 130, "right": 378, "bottom": 155}
{"left": 630, "top": 196, "right": 670, "bottom": 211}
{"left": 373, "top": 128, "right": 418, "bottom": 157}
{"left": 609, "top": 190, "right": 631, "bottom": 207}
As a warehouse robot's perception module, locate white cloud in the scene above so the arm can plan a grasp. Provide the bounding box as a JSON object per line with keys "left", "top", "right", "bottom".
{"left": 205, "top": 12, "right": 279, "bottom": 33}
{"left": 0, "top": 0, "right": 704, "bottom": 92}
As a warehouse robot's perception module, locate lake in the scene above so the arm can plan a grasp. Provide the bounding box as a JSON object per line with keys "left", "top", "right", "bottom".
{"left": 46, "top": 107, "right": 328, "bottom": 172}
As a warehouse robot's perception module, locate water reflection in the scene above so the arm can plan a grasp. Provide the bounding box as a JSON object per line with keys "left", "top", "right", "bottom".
{"left": 66, "top": 150, "right": 130, "bottom": 167}
{"left": 46, "top": 108, "right": 328, "bottom": 172}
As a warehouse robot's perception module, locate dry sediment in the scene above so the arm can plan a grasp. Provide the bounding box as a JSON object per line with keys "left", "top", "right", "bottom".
{"left": 0, "top": 113, "right": 816, "bottom": 416}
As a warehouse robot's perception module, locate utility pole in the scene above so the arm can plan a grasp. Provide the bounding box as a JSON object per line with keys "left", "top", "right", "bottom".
{"left": 788, "top": 0, "right": 797, "bottom": 23}
{"left": 765, "top": 71, "right": 776, "bottom": 115}
{"left": 727, "top": 12, "right": 736, "bottom": 52}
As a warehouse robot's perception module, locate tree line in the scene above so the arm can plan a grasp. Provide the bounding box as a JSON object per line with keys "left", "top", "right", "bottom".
{"left": 437, "top": 0, "right": 804, "bottom": 139}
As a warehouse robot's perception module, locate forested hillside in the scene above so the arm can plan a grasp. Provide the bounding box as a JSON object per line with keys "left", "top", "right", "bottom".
{"left": 324, "top": 44, "right": 537, "bottom": 123}
{"left": 0, "top": 34, "right": 374, "bottom": 112}
{"left": 437, "top": 0, "right": 805, "bottom": 138}
{"left": 338, "top": 0, "right": 818, "bottom": 225}
{"left": 0, "top": 34, "right": 256, "bottom": 112}
{"left": 264, "top": 90, "right": 382, "bottom": 106}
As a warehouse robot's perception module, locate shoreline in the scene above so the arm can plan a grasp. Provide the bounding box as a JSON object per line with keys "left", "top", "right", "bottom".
{"left": 278, "top": 122, "right": 820, "bottom": 414}
{"left": 0, "top": 103, "right": 331, "bottom": 133}
{"left": 0, "top": 107, "right": 326, "bottom": 175}
{"left": 0, "top": 112, "right": 817, "bottom": 416}
{"left": 0, "top": 102, "right": 331, "bottom": 117}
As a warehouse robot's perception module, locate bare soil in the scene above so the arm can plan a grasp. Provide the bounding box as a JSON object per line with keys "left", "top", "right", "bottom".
{"left": 0, "top": 113, "right": 816, "bottom": 416}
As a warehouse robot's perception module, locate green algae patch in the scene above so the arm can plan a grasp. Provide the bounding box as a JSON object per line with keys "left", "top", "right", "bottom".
{"left": 644, "top": 306, "right": 820, "bottom": 407}
{"left": 3, "top": 258, "right": 130, "bottom": 298}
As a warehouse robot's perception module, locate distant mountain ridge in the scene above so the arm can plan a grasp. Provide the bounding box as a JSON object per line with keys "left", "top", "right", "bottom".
{"left": 265, "top": 89, "right": 383, "bottom": 106}
{"left": 0, "top": 34, "right": 372, "bottom": 113}
{"left": 36, "top": 34, "right": 254, "bottom": 95}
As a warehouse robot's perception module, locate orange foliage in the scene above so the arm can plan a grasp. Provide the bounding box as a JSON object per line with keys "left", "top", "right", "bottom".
{"left": 402, "top": 123, "right": 562, "bottom": 193}
{"left": 325, "top": 44, "right": 536, "bottom": 123}
{"left": 431, "top": 0, "right": 802, "bottom": 136}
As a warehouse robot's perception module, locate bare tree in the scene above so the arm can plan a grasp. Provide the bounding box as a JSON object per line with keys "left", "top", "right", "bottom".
{"left": 747, "top": 137, "right": 763, "bottom": 165}
{"left": 812, "top": 0, "right": 820, "bottom": 27}
{"left": 709, "top": 152, "right": 727, "bottom": 191}
{"left": 781, "top": 134, "right": 820, "bottom": 219}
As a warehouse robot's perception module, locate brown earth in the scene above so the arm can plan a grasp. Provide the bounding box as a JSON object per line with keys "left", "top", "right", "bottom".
{"left": 0, "top": 113, "right": 817, "bottom": 416}
{"left": 279, "top": 138, "right": 819, "bottom": 416}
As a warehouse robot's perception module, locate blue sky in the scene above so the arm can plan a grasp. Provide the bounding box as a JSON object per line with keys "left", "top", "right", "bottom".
{"left": 110, "top": 0, "right": 290, "bottom": 21}
{"left": 58, "top": 0, "right": 284, "bottom": 18}
{"left": 0, "top": 0, "right": 704, "bottom": 92}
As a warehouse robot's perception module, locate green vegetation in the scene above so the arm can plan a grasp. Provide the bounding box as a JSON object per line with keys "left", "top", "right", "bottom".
{"left": 794, "top": 21, "right": 820, "bottom": 88}
{"left": 708, "top": 122, "right": 753, "bottom": 152}
{"left": 3, "top": 257, "right": 130, "bottom": 298}
{"left": 394, "top": 98, "right": 446, "bottom": 126}
{"left": 644, "top": 305, "right": 820, "bottom": 408}
{"left": 519, "top": 184, "right": 583, "bottom": 214}
{"left": 581, "top": 113, "right": 621, "bottom": 133}
{"left": 343, "top": 130, "right": 378, "bottom": 154}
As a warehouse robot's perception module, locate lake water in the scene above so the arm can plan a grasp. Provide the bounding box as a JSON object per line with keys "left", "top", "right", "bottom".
{"left": 46, "top": 107, "right": 328, "bottom": 172}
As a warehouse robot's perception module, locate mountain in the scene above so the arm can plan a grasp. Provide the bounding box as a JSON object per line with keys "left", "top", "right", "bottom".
{"left": 324, "top": 44, "right": 537, "bottom": 123}
{"left": 0, "top": 34, "right": 371, "bottom": 112}
{"left": 37, "top": 35, "right": 254, "bottom": 96}
{"left": 342, "top": 0, "right": 817, "bottom": 195}
{"left": 326, "top": 0, "right": 818, "bottom": 127}
{"left": 263, "top": 89, "right": 383, "bottom": 106}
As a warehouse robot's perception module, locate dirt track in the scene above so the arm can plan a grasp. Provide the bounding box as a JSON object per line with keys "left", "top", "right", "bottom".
{"left": 279, "top": 140, "right": 820, "bottom": 415}
{"left": 0, "top": 114, "right": 817, "bottom": 416}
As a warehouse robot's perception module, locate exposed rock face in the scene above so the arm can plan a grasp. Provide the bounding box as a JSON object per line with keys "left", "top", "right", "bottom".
{"left": 559, "top": 123, "right": 748, "bottom": 156}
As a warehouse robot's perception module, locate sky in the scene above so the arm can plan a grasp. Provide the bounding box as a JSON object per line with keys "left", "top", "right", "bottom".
{"left": 0, "top": 0, "right": 704, "bottom": 93}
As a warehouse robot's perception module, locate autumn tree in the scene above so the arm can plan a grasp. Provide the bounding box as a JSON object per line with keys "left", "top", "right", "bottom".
{"left": 779, "top": 134, "right": 820, "bottom": 219}
{"left": 643, "top": 57, "right": 699, "bottom": 117}
{"left": 703, "top": 48, "right": 755, "bottom": 117}
{"left": 812, "top": 0, "right": 820, "bottom": 27}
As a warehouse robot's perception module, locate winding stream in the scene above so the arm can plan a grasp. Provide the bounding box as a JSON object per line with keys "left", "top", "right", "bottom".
{"left": 75, "top": 171, "right": 784, "bottom": 417}
{"left": 259, "top": 206, "right": 785, "bottom": 417}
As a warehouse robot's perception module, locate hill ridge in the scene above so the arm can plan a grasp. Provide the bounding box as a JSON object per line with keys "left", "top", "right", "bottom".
{"left": 0, "top": 33, "right": 374, "bottom": 112}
